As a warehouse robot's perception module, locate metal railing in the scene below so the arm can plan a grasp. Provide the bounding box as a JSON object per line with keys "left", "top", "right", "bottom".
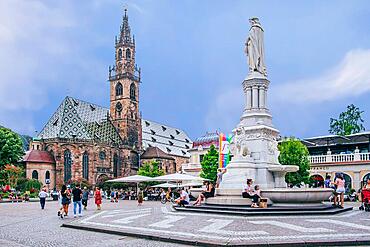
{"left": 309, "top": 152, "right": 370, "bottom": 164}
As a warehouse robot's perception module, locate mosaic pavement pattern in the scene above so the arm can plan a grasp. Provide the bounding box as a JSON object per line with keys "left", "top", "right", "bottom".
{"left": 65, "top": 204, "right": 370, "bottom": 246}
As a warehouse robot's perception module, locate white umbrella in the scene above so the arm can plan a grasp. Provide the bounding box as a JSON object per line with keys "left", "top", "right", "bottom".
{"left": 151, "top": 173, "right": 207, "bottom": 182}
{"left": 107, "top": 175, "right": 152, "bottom": 194}
{"left": 151, "top": 182, "right": 179, "bottom": 188}
{"left": 181, "top": 182, "right": 203, "bottom": 187}
{"left": 107, "top": 175, "right": 151, "bottom": 183}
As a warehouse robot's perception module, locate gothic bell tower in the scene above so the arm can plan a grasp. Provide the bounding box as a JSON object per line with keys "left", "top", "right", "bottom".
{"left": 109, "top": 9, "right": 142, "bottom": 149}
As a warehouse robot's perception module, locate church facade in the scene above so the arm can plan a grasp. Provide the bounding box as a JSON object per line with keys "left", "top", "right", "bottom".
{"left": 23, "top": 10, "right": 192, "bottom": 189}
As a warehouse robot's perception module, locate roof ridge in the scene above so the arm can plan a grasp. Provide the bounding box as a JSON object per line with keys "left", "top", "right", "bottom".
{"left": 66, "top": 96, "right": 109, "bottom": 111}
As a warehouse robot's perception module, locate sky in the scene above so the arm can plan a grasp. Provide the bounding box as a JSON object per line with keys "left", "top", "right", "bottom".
{"left": 1, "top": 0, "right": 370, "bottom": 140}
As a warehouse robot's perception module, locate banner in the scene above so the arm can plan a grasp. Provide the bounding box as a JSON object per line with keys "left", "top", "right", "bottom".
{"left": 219, "top": 133, "right": 232, "bottom": 168}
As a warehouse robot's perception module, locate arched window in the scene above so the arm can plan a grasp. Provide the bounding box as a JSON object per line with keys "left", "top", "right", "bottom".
{"left": 342, "top": 173, "right": 352, "bottom": 193}
{"left": 64, "top": 150, "right": 72, "bottom": 183}
{"left": 115, "top": 82, "right": 123, "bottom": 96}
{"left": 82, "top": 152, "right": 89, "bottom": 180}
{"left": 113, "top": 153, "right": 120, "bottom": 178}
{"left": 118, "top": 49, "right": 122, "bottom": 60}
{"left": 126, "top": 49, "right": 131, "bottom": 59}
{"left": 130, "top": 83, "right": 136, "bottom": 100}
{"left": 309, "top": 174, "right": 324, "bottom": 188}
{"left": 32, "top": 170, "right": 38, "bottom": 180}
{"left": 362, "top": 173, "right": 370, "bottom": 188}
{"left": 45, "top": 171, "right": 50, "bottom": 180}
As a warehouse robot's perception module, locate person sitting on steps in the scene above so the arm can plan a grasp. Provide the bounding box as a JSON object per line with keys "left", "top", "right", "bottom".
{"left": 242, "top": 179, "right": 260, "bottom": 208}
{"left": 193, "top": 182, "right": 215, "bottom": 206}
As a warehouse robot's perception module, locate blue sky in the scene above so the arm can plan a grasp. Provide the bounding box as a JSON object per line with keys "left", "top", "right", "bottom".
{"left": 1, "top": 0, "right": 370, "bottom": 140}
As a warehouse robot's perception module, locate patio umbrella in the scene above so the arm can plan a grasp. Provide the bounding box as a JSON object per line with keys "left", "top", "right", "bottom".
{"left": 151, "top": 182, "right": 179, "bottom": 188}
{"left": 181, "top": 181, "right": 203, "bottom": 187}
{"left": 151, "top": 173, "right": 207, "bottom": 186}
{"left": 107, "top": 175, "right": 152, "bottom": 194}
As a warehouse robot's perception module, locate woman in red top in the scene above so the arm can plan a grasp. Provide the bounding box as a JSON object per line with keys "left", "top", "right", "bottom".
{"left": 94, "top": 187, "right": 102, "bottom": 210}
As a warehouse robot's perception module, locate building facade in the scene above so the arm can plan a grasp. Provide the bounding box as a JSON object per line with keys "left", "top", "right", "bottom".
{"left": 303, "top": 132, "right": 370, "bottom": 192}
{"left": 24, "top": 9, "right": 191, "bottom": 189}
{"left": 182, "top": 132, "right": 219, "bottom": 176}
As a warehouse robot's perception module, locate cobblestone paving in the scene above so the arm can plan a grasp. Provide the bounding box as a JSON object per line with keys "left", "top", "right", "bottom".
{"left": 65, "top": 201, "right": 370, "bottom": 245}
{"left": 0, "top": 200, "right": 189, "bottom": 247}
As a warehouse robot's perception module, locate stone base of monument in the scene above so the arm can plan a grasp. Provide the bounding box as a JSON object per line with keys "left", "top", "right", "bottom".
{"left": 204, "top": 188, "right": 333, "bottom": 207}
{"left": 177, "top": 187, "right": 352, "bottom": 216}
{"left": 173, "top": 204, "right": 352, "bottom": 216}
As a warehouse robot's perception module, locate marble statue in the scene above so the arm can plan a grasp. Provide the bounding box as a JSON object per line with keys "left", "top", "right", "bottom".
{"left": 245, "top": 17, "right": 267, "bottom": 76}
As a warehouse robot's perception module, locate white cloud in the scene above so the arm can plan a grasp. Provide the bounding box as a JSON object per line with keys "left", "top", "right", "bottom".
{"left": 0, "top": 0, "right": 76, "bottom": 111}
{"left": 0, "top": 0, "right": 114, "bottom": 133}
{"left": 273, "top": 49, "right": 370, "bottom": 103}
{"left": 205, "top": 49, "right": 370, "bottom": 135}
{"left": 204, "top": 87, "right": 243, "bottom": 133}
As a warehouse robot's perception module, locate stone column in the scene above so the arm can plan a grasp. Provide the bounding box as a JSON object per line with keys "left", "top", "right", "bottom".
{"left": 264, "top": 87, "right": 268, "bottom": 108}
{"left": 246, "top": 86, "right": 252, "bottom": 109}
{"left": 354, "top": 172, "right": 360, "bottom": 191}
{"left": 252, "top": 86, "right": 259, "bottom": 108}
{"left": 259, "top": 86, "right": 265, "bottom": 108}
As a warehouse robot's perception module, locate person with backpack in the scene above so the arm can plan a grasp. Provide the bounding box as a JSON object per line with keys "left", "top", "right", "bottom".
{"left": 82, "top": 187, "right": 89, "bottom": 210}
{"left": 72, "top": 184, "right": 83, "bottom": 217}
{"left": 59, "top": 184, "right": 70, "bottom": 219}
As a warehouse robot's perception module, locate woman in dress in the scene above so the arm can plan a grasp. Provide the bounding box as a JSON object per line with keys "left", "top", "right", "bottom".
{"left": 137, "top": 189, "right": 143, "bottom": 206}
{"left": 59, "top": 185, "right": 70, "bottom": 218}
{"left": 94, "top": 187, "right": 102, "bottom": 210}
{"left": 333, "top": 174, "right": 345, "bottom": 208}
{"left": 193, "top": 182, "right": 215, "bottom": 206}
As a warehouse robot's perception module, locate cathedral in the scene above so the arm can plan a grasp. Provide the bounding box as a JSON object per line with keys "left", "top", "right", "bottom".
{"left": 23, "top": 9, "right": 192, "bottom": 189}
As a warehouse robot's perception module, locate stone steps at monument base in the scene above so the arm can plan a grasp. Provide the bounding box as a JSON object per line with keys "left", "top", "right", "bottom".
{"left": 173, "top": 205, "right": 353, "bottom": 216}
{"left": 193, "top": 204, "right": 336, "bottom": 212}
{"left": 206, "top": 196, "right": 253, "bottom": 206}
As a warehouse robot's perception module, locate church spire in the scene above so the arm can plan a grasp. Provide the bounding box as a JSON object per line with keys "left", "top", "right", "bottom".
{"left": 119, "top": 8, "right": 132, "bottom": 45}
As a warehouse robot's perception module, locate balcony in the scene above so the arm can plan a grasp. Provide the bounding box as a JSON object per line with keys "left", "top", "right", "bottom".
{"left": 108, "top": 72, "right": 140, "bottom": 82}
{"left": 309, "top": 152, "right": 370, "bottom": 164}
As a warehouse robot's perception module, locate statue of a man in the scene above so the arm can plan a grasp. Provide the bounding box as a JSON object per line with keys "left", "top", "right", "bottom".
{"left": 245, "top": 17, "right": 267, "bottom": 76}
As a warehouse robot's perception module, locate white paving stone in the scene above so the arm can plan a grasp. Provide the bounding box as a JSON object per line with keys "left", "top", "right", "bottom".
{"left": 149, "top": 216, "right": 185, "bottom": 229}
{"left": 249, "top": 220, "right": 334, "bottom": 233}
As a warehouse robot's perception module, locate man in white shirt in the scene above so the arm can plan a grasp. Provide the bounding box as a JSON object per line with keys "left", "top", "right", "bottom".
{"left": 175, "top": 188, "right": 189, "bottom": 207}
{"left": 38, "top": 187, "right": 48, "bottom": 210}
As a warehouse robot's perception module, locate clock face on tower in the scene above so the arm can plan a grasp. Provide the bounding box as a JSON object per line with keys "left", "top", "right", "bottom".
{"left": 116, "top": 102, "right": 123, "bottom": 112}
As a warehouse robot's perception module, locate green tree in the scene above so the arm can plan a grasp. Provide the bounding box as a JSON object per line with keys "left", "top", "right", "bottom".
{"left": 137, "top": 160, "right": 165, "bottom": 177}
{"left": 0, "top": 164, "right": 24, "bottom": 188}
{"left": 200, "top": 144, "right": 219, "bottom": 182}
{"left": 329, "top": 104, "right": 365, "bottom": 136}
{"left": 278, "top": 138, "right": 310, "bottom": 187}
{"left": 0, "top": 127, "right": 25, "bottom": 168}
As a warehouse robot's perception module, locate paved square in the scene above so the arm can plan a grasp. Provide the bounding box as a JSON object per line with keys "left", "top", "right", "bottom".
{"left": 2, "top": 199, "right": 370, "bottom": 246}
{"left": 63, "top": 201, "right": 370, "bottom": 246}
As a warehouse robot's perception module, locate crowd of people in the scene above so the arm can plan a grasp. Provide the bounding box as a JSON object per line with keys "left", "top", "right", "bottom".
{"left": 12, "top": 169, "right": 370, "bottom": 214}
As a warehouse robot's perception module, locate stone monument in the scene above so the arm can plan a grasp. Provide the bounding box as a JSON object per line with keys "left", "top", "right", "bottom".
{"left": 207, "top": 18, "right": 332, "bottom": 206}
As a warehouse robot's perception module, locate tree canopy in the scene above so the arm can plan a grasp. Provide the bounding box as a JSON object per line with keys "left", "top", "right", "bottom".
{"left": 0, "top": 127, "right": 25, "bottom": 168}
{"left": 278, "top": 138, "right": 310, "bottom": 187}
{"left": 329, "top": 104, "right": 365, "bottom": 136}
{"left": 200, "top": 144, "right": 219, "bottom": 182}
{"left": 137, "top": 160, "right": 165, "bottom": 177}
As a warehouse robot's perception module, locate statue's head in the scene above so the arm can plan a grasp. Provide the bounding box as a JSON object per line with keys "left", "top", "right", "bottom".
{"left": 249, "top": 17, "right": 260, "bottom": 25}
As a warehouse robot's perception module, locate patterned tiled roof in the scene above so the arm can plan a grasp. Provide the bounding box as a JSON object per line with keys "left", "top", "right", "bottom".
{"left": 37, "top": 97, "right": 192, "bottom": 158}
{"left": 37, "top": 97, "right": 122, "bottom": 145}
{"left": 142, "top": 119, "right": 192, "bottom": 157}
